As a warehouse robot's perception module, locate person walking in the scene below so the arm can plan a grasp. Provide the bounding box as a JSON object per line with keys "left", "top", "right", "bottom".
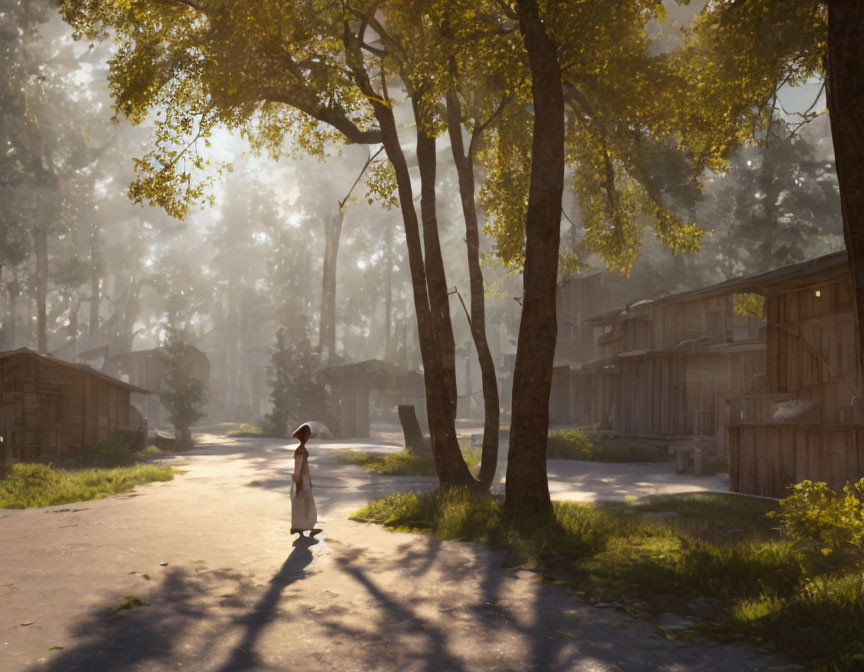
{"left": 290, "top": 423, "right": 321, "bottom": 538}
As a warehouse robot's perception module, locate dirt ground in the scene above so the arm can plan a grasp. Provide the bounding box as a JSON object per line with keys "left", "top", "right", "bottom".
{"left": 0, "top": 436, "right": 798, "bottom": 671}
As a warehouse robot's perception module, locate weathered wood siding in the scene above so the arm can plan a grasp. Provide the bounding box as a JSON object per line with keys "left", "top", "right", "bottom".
{"left": 0, "top": 352, "right": 134, "bottom": 462}
{"left": 728, "top": 275, "right": 864, "bottom": 496}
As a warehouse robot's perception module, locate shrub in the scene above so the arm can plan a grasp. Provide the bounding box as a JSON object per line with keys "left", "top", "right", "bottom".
{"left": 772, "top": 478, "right": 864, "bottom": 566}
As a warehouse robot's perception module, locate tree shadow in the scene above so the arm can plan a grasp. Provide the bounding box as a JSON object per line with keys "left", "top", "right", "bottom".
{"left": 27, "top": 539, "right": 318, "bottom": 672}
{"left": 216, "top": 537, "right": 318, "bottom": 671}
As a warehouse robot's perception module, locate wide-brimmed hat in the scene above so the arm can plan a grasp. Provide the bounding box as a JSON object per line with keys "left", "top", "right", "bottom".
{"left": 291, "top": 423, "right": 314, "bottom": 440}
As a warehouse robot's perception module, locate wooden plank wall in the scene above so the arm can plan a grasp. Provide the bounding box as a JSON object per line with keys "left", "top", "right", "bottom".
{"left": 729, "top": 425, "right": 864, "bottom": 497}
{"left": 0, "top": 354, "right": 133, "bottom": 462}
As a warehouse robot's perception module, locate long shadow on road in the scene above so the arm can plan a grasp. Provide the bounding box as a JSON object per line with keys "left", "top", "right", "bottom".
{"left": 217, "top": 537, "right": 317, "bottom": 672}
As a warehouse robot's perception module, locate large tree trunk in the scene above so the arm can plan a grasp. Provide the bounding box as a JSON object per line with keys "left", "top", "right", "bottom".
{"left": 378, "top": 107, "right": 473, "bottom": 487}
{"left": 413, "top": 110, "right": 459, "bottom": 419}
{"left": 343, "top": 27, "right": 472, "bottom": 487}
{"left": 318, "top": 208, "right": 344, "bottom": 362}
{"left": 505, "top": 0, "right": 565, "bottom": 516}
{"left": 33, "top": 226, "right": 48, "bottom": 354}
{"left": 827, "top": 0, "right": 864, "bottom": 388}
{"left": 446, "top": 89, "right": 501, "bottom": 491}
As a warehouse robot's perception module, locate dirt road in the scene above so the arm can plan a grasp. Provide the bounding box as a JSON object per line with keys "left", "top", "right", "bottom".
{"left": 0, "top": 437, "right": 795, "bottom": 671}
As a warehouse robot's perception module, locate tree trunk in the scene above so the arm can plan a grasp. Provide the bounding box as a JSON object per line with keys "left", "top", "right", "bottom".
{"left": 505, "top": 0, "right": 565, "bottom": 516}
{"left": 380, "top": 108, "right": 473, "bottom": 487}
{"left": 414, "top": 110, "right": 459, "bottom": 419}
{"left": 343, "top": 28, "right": 473, "bottom": 487}
{"left": 33, "top": 226, "right": 48, "bottom": 354}
{"left": 446, "top": 89, "right": 501, "bottom": 491}
{"left": 827, "top": 0, "right": 864, "bottom": 389}
{"left": 318, "top": 208, "right": 344, "bottom": 362}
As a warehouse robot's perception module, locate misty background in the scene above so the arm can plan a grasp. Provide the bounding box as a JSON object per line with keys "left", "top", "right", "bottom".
{"left": 0, "top": 2, "right": 843, "bottom": 430}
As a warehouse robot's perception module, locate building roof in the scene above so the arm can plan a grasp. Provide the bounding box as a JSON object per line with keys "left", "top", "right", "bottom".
{"left": 318, "top": 358, "right": 423, "bottom": 381}
{"left": 0, "top": 348, "right": 152, "bottom": 394}
{"left": 650, "top": 251, "right": 847, "bottom": 306}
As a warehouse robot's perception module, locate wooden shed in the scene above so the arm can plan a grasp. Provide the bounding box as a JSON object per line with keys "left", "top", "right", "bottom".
{"left": 0, "top": 348, "right": 150, "bottom": 464}
{"left": 105, "top": 346, "right": 210, "bottom": 427}
{"left": 550, "top": 271, "right": 650, "bottom": 425}
{"left": 558, "top": 276, "right": 766, "bottom": 471}
{"left": 318, "top": 359, "right": 426, "bottom": 438}
{"left": 726, "top": 251, "right": 863, "bottom": 497}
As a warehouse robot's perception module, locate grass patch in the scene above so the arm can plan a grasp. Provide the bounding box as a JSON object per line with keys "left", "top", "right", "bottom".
{"left": 0, "top": 462, "right": 175, "bottom": 509}
{"left": 547, "top": 428, "right": 667, "bottom": 462}
{"left": 226, "top": 423, "right": 265, "bottom": 437}
{"left": 352, "top": 488, "right": 864, "bottom": 670}
{"left": 135, "top": 445, "right": 168, "bottom": 458}
{"left": 338, "top": 444, "right": 481, "bottom": 477}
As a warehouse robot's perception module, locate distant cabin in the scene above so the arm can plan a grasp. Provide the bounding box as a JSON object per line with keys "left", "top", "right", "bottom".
{"left": 563, "top": 282, "right": 766, "bottom": 470}
{"left": 727, "top": 252, "right": 864, "bottom": 497}
{"left": 0, "top": 348, "right": 150, "bottom": 464}
{"left": 318, "top": 359, "right": 426, "bottom": 438}
{"left": 105, "top": 346, "right": 210, "bottom": 428}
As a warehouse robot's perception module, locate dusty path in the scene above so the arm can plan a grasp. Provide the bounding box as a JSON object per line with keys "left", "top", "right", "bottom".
{"left": 0, "top": 437, "right": 795, "bottom": 671}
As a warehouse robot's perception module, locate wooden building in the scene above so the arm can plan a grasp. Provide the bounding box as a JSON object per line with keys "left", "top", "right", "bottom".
{"left": 0, "top": 348, "right": 149, "bottom": 463}
{"left": 318, "top": 359, "right": 426, "bottom": 438}
{"left": 550, "top": 271, "right": 650, "bottom": 424}
{"left": 726, "top": 251, "right": 864, "bottom": 497}
{"left": 105, "top": 346, "right": 210, "bottom": 427}
{"left": 551, "top": 272, "right": 766, "bottom": 470}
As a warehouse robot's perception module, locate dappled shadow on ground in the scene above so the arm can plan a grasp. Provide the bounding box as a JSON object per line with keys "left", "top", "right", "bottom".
{"left": 216, "top": 537, "right": 318, "bottom": 672}
{"left": 28, "top": 540, "right": 317, "bottom": 672}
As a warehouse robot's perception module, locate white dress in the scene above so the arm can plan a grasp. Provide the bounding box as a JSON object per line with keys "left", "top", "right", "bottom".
{"left": 291, "top": 450, "right": 317, "bottom": 530}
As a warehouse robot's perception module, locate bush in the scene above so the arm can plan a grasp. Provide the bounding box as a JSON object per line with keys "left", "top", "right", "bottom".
{"left": 772, "top": 478, "right": 864, "bottom": 566}
{"left": 547, "top": 429, "right": 666, "bottom": 462}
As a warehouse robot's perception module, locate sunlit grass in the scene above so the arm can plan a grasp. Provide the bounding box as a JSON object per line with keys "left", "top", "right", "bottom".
{"left": 337, "top": 445, "right": 481, "bottom": 477}
{"left": 352, "top": 489, "right": 864, "bottom": 670}
{"left": 226, "top": 423, "right": 265, "bottom": 436}
{"left": 0, "top": 462, "right": 176, "bottom": 509}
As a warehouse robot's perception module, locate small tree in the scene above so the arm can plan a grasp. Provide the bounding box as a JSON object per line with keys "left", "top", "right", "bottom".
{"left": 158, "top": 325, "right": 207, "bottom": 451}
{"left": 264, "top": 327, "right": 334, "bottom": 437}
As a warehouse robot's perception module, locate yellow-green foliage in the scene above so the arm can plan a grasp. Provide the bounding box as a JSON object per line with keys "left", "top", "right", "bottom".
{"left": 547, "top": 429, "right": 666, "bottom": 462}
{"left": 353, "top": 488, "right": 864, "bottom": 670}
{"left": 772, "top": 478, "right": 864, "bottom": 562}
{"left": 0, "top": 463, "right": 174, "bottom": 509}
{"left": 733, "top": 292, "right": 766, "bottom": 319}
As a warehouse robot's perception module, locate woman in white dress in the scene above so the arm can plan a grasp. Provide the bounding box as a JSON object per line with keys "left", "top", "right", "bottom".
{"left": 290, "top": 423, "right": 321, "bottom": 537}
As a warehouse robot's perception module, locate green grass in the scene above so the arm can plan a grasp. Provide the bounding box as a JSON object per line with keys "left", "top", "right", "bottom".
{"left": 337, "top": 444, "right": 482, "bottom": 477}
{"left": 547, "top": 428, "right": 668, "bottom": 462}
{"left": 0, "top": 462, "right": 176, "bottom": 509}
{"left": 226, "top": 423, "right": 265, "bottom": 436}
{"left": 352, "top": 489, "right": 864, "bottom": 670}
{"left": 135, "top": 445, "right": 168, "bottom": 458}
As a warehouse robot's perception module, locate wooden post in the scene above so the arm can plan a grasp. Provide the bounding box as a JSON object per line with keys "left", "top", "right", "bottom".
{"left": 398, "top": 405, "right": 426, "bottom": 454}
